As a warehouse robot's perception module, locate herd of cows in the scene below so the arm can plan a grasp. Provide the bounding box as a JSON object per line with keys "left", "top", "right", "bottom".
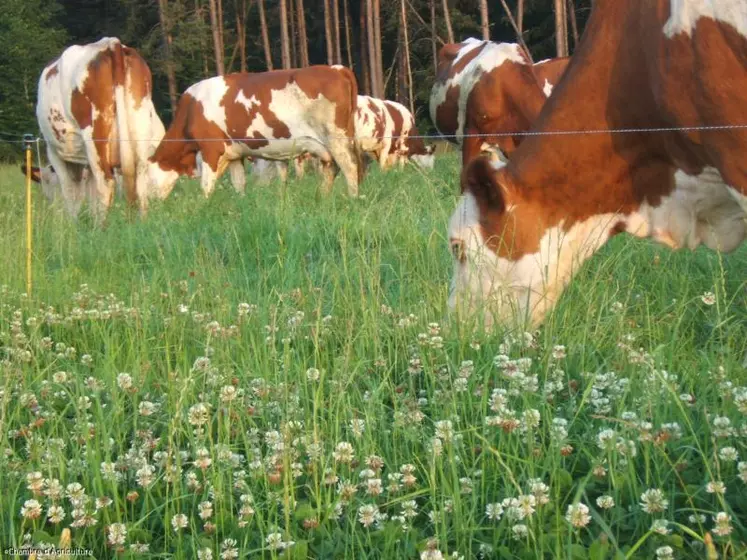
{"left": 19, "top": 0, "right": 747, "bottom": 328}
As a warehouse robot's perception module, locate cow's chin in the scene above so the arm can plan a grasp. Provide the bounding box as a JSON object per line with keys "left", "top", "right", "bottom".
{"left": 147, "top": 163, "right": 180, "bottom": 200}
{"left": 411, "top": 154, "right": 435, "bottom": 170}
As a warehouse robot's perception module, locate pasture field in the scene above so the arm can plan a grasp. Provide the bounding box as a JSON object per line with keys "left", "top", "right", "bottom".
{"left": 0, "top": 157, "right": 746, "bottom": 559}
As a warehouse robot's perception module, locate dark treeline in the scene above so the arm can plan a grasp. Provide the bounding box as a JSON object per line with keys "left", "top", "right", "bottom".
{"left": 0, "top": 0, "right": 592, "bottom": 160}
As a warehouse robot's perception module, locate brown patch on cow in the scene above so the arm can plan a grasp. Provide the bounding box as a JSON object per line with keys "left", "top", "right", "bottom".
{"left": 471, "top": 0, "right": 747, "bottom": 263}
{"left": 438, "top": 41, "right": 487, "bottom": 83}
{"left": 406, "top": 127, "right": 428, "bottom": 156}
{"left": 435, "top": 84, "right": 460, "bottom": 138}
{"left": 367, "top": 98, "right": 386, "bottom": 144}
{"left": 532, "top": 57, "right": 570, "bottom": 91}
{"left": 45, "top": 64, "right": 59, "bottom": 81}
{"left": 386, "top": 102, "right": 405, "bottom": 150}
{"left": 48, "top": 108, "right": 67, "bottom": 142}
{"left": 122, "top": 46, "right": 153, "bottom": 109}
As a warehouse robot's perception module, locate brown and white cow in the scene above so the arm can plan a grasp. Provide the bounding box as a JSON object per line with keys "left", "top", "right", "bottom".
{"left": 429, "top": 38, "right": 569, "bottom": 165}
{"left": 355, "top": 96, "right": 435, "bottom": 170}
{"left": 148, "top": 65, "right": 362, "bottom": 198}
{"left": 29, "top": 37, "right": 165, "bottom": 221}
{"left": 448, "top": 0, "right": 747, "bottom": 329}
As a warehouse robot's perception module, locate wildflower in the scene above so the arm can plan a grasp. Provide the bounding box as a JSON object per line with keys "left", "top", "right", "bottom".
{"left": 485, "top": 503, "right": 504, "bottom": 521}
{"left": 434, "top": 420, "right": 454, "bottom": 443}
{"left": 117, "top": 373, "right": 133, "bottom": 390}
{"left": 136, "top": 464, "right": 156, "bottom": 488}
{"left": 552, "top": 345, "right": 567, "bottom": 360}
{"left": 511, "top": 524, "right": 529, "bottom": 540}
{"left": 610, "top": 301, "right": 624, "bottom": 313}
{"left": 197, "top": 548, "right": 214, "bottom": 560}
{"left": 221, "top": 538, "right": 240, "bottom": 559}
{"left": 401, "top": 500, "right": 418, "bottom": 519}
{"left": 47, "top": 505, "right": 65, "bottom": 524}
{"left": 713, "top": 512, "right": 733, "bottom": 536}
{"left": 20, "top": 499, "right": 42, "bottom": 520}
{"left": 706, "top": 481, "right": 726, "bottom": 494}
{"left": 198, "top": 501, "right": 213, "bottom": 520}
{"left": 640, "top": 488, "right": 668, "bottom": 514}
{"left": 171, "top": 513, "right": 188, "bottom": 532}
{"left": 95, "top": 497, "right": 113, "bottom": 510}
{"left": 421, "top": 542, "right": 445, "bottom": 560}
{"left": 333, "top": 442, "right": 354, "bottom": 463}
{"left": 656, "top": 546, "right": 674, "bottom": 560}
{"left": 26, "top": 472, "right": 44, "bottom": 495}
{"left": 130, "top": 543, "right": 150, "bottom": 553}
{"left": 365, "top": 478, "right": 383, "bottom": 496}
{"left": 529, "top": 480, "right": 550, "bottom": 505}
{"left": 701, "top": 291, "right": 716, "bottom": 305}
{"left": 350, "top": 418, "right": 366, "bottom": 437}
{"left": 52, "top": 371, "right": 68, "bottom": 383}
{"left": 220, "top": 385, "right": 238, "bottom": 403}
{"left": 718, "top": 447, "right": 738, "bottom": 462}
{"left": 688, "top": 514, "right": 706, "bottom": 524}
{"left": 651, "top": 519, "right": 670, "bottom": 535}
{"left": 738, "top": 461, "right": 747, "bottom": 484}
{"left": 565, "top": 503, "right": 591, "bottom": 528}
{"left": 306, "top": 368, "right": 320, "bottom": 382}
{"left": 107, "top": 523, "right": 127, "bottom": 546}
{"left": 138, "top": 401, "right": 158, "bottom": 416}
{"left": 596, "top": 495, "right": 615, "bottom": 509}
{"left": 188, "top": 403, "right": 211, "bottom": 427}
{"left": 358, "top": 504, "right": 380, "bottom": 528}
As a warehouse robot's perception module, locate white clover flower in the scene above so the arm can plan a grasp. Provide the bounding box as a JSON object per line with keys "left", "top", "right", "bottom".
{"left": 596, "top": 495, "right": 615, "bottom": 509}
{"left": 511, "top": 523, "right": 528, "bottom": 540}
{"left": 107, "top": 523, "right": 127, "bottom": 546}
{"left": 565, "top": 503, "right": 591, "bottom": 528}
{"left": 333, "top": 441, "right": 354, "bottom": 463}
{"left": 485, "top": 503, "right": 504, "bottom": 521}
{"left": 718, "top": 447, "right": 738, "bottom": 462}
{"left": 21, "top": 499, "right": 42, "bottom": 520}
{"left": 358, "top": 504, "right": 380, "bottom": 528}
{"left": 306, "top": 367, "right": 320, "bottom": 382}
{"left": 655, "top": 546, "right": 674, "bottom": 560}
{"left": 117, "top": 373, "right": 133, "bottom": 390}
{"left": 651, "top": 519, "right": 670, "bottom": 535}
{"left": 701, "top": 291, "right": 716, "bottom": 305}
{"left": 640, "top": 489, "right": 668, "bottom": 514}
{"left": 171, "top": 513, "right": 188, "bottom": 531}
{"left": 47, "top": 505, "right": 65, "bottom": 524}
{"left": 706, "top": 481, "right": 726, "bottom": 494}
{"left": 713, "top": 512, "right": 733, "bottom": 536}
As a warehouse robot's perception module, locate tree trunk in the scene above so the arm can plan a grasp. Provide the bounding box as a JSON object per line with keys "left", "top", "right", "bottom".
{"left": 360, "top": 0, "right": 370, "bottom": 94}
{"left": 430, "top": 0, "right": 437, "bottom": 73}
{"left": 217, "top": 0, "right": 225, "bottom": 60}
{"left": 517, "top": 0, "right": 524, "bottom": 35}
{"left": 208, "top": 0, "right": 225, "bottom": 74}
{"left": 333, "top": 0, "right": 342, "bottom": 64}
{"left": 567, "top": 0, "right": 579, "bottom": 48}
{"left": 236, "top": 0, "right": 247, "bottom": 72}
{"left": 324, "top": 0, "right": 334, "bottom": 64}
{"left": 366, "top": 0, "right": 378, "bottom": 96}
{"left": 157, "top": 0, "right": 178, "bottom": 114}
{"left": 479, "top": 0, "right": 489, "bottom": 40}
{"left": 296, "top": 0, "right": 309, "bottom": 66}
{"left": 442, "top": 0, "right": 454, "bottom": 43}
{"left": 343, "top": 0, "right": 354, "bottom": 68}
{"left": 400, "top": 0, "right": 414, "bottom": 113}
{"left": 554, "top": 0, "right": 568, "bottom": 57}
{"left": 290, "top": 0, "right": 298, "bottom": 67}
{"left": 280, "top": 0, "right": 291, "bottom": 69}
{"left": 258, "top": 0, "right": 273, "bottom": 70}
{"left": 373, "top": 0, "right": 384, "bottom": 96}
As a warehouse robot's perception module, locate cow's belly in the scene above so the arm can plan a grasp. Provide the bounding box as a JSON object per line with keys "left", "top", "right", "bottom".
{"left": 37, "top": 102, "right": 87, "bottom": 165}
{"left": 229, "top": 137, "right": 331, "bottom": 161}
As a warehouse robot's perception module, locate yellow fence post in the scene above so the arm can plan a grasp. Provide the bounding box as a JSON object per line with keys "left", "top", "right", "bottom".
{"left": 23, "top": 134, "right": 33, "bottom": 296}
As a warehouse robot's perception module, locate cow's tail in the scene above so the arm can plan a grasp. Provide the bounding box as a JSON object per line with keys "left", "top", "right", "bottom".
{"left": 110, "top": 38, "right": 137, "bottom": 205}
{"left": 339, "top": 67, "right": 363, "bottom": 184}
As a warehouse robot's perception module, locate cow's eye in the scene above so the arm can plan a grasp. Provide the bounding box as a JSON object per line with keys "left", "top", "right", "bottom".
{"left": 450, "top": 238, "right": 466, "bottom": 263}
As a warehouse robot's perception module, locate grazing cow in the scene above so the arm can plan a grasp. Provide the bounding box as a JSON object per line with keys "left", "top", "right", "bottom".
{"left": 148, "top": 65, "right": 362, "bottom": 198}
{"left": 448, "top": 0, "right": 747, "bottom": 329}
{"left": 30, "top": 37, "right": 165, "bottom": 220}
{"left": 355, "top": 96, "right": 435, "bottom": 170}
{"left": 429, "top": 38, "right": 569, "bottom": 165}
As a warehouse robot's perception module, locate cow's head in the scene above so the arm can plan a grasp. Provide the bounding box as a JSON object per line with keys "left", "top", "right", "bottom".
{"left": 447, "top": 156, "right": 619, "bottom": 329}
{"left": 147, "top": 151, "right": 201, "bottom": 200}
{"left": 406, "top": 138, "right": 436, "bottom": 170}
{"left": 19, "top": 163, "right": 60, "bottom": 202}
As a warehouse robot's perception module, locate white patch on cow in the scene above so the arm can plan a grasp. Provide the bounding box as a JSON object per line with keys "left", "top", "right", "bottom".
{"left": 448, "top": 165, "right": 747, "bottom": 330}
{"left": 542, "top": 79, "right": 553, "bottom": 97}
{"left": 630, "top": 167, "right": 746, "bottom": 252}
{"left": 447, "top": 193, "right": 622, "bottom": 328}
{"left": 429, "top": 39, "right": 526, "bottom": 143}
{"left": 355, "top": 95, "right": 394, "bottom": 162}
{"left": 186, "top": 77, "right": 230, "bottom": 132}
{"left": 664, "top": 0, "right": 747, "bottom": 38}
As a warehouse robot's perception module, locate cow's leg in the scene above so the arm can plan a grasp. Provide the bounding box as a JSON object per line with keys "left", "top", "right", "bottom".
{"left": 319, "top": 161, "right": 338, "bottom": 194}
{"left": 80, "top": 127, "right": 116, "bottom": 225}
{"left": 47, "top": 151, "right": 85, "bottom": 219}
{"left": 276, "top": 161, "right": 289, "bottom": 183}
{"left": 228, "top": 159, "right": 246, "bottom": 195}
{"left": 327, "top": 139, "right": 359, "bottom": 197}
{"left": 293, "top": 156, "right": 306, "bottom": 179}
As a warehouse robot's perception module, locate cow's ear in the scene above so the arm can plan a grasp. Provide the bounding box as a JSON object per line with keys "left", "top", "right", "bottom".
{"left": 461, "top": 156, "right": 505, "bottom": 213}
{"left": 20, "top": 164, "right": 43, "bottom": 184}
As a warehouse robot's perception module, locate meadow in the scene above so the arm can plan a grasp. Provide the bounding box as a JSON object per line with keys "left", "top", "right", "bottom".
{"left": 0, "top": 155, "right": 745, "bottom": 559}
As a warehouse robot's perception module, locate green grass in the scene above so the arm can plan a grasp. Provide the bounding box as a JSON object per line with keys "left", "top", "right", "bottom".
{"left": 0, "top": 157, "right": 746, "bottom": 559}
